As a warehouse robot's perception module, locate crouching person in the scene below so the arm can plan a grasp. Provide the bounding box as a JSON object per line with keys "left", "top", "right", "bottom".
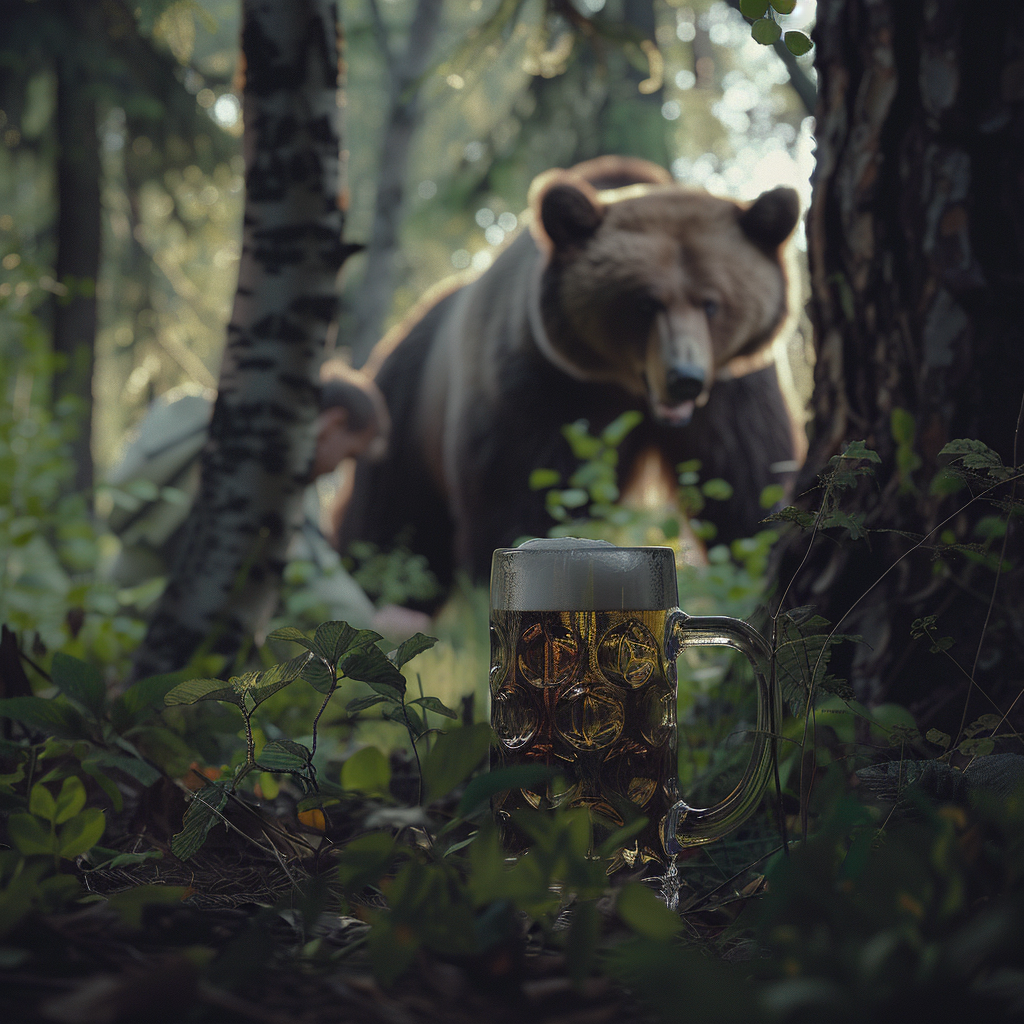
{"left": 104, "top": 362, "right": 428, "bottom": 640}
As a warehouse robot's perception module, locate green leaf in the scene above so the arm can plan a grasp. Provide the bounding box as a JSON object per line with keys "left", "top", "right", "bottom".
{"left": 28, "top": 782, "right": 58, "bottom": 823}
{"left": 784, "top": 28, "right": 813, "bottom": 54}
{"left": 701, "top": 478, "right": 734, "bottom": 501}
{"left": 80, "top": 762, "right": 123, "bottom": 813}
{"left": 111, "top": 672, "right": 185, "bottom": 729}
{"left": 966, "top": 713, "right": 1002, "bottom": 736}
{"left": 383, "top": 702, "right": 425, "bottom": 738}
{"left": 600, "top": 410, "right": 643, "bottom": 447}
{"left": 87, "top": 848, "right": 163, "bottom": 871}
{"left": 339, "top": 645, "right": 406, "bottom": 691}
{"left": 739, "top": 0, "right": 769, "bottom": 17}
{"left": 53, "top": 776, "right": 87, "bottom": 824}
{"left": 616, "top": 881, "right": 682, "bottom": 940}
{"left": 368, "top": 680, "right": 406, "bottom": 703}
{"left": 818, "top": 509, "right": 869, "bottom": 540}
{"left": 388, "top": 632, "right": 439, "bottom": 671}
{"left": 171, "top": 784, "right": 229, "bottom": 860}
{"left": 422, "top": 723, "right": 493, "bottom": 805}
{"left": 234, "top": 654, "right": 312, "bottom": 709}
{"left": 266, "top": 626, "right": 318, "bottom": 651}
{"left": 835, "top": 440, "right": 881, "bottom": 464}
{"left": 751, "top": 17, "right": 782, "bottom": 44}
{"left": 758, "top": 483, "right": 785, "bottom": 510}
{"left": 929, "top": 467, "right": 967, "bottom": 496}
{"left": 558, "top": 488, "right": 589, "bottom": 509}
{"left": 0, "top": 696, "right": 90, "bottom": 740}
{"left": 457, "top": 764, "right": 560, "bottom": 818}
{"left": 7, "top": 813, "right": 55, "bottom": 855}
{"left": 764, "top": 506, "right": 817, "bottom": 530}
{"left": 56, "top": 807, "right": 105, "bottom": 858}
{"left": 340, "top": 746, "right": 392, "bottom": 797}
{"left": 51, "top": 653, "right": 106, "bottom": 716}
{"left": 164, "top": 677, "right": 241, "bottom": 707}
{"left": 926, "top": 729, "right": 951, "bottom": 750}
{"left": 959, "top": 738, "right": 996, "bottom": 758}
{"left": 528, "top": 468, "right": 561, "bottom": 490}
{"left": 562, "top": 420, "right": 601, "bottom": 460}
{"left": 301, "top": 657, "right": 335, "bottom": 694}
{"left": 770, "top": 0, "right": 796, "bottom": 13}
{"left": 257, "top": 739, "right": 311, "bottom": 773}
{"left": 409, "top": 695, "right": 458, "bottom": 720}
{"left": 88, "top": 753, "right": 161, "bottom": 788}
{"left": 346, "top": 693, "right": 391, "bottom": 714}
{"left": 891, "top": 407, "right": 916, "bottom": 445}
{"left": 939, "top": 438, "right": 1005, "bottom": 471}
{"left": 313, "top": 621, "right": 383, "bottom": 667}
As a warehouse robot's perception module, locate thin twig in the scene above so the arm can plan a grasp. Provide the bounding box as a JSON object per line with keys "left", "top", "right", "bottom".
{"left": 956, "top": 387, "right": 1024, "bottom": 754}
{"left": 683, "top": 843, "right": 786, "bottom": 915}
{"left": 308, "top": 659, "right": 337, "bottom": 762}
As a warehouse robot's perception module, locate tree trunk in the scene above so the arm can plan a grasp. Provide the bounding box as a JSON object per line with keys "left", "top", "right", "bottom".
{"left": 52, "top": 3, "right": 102, "bottom": 493}
{"left": 347, "top": 0, "right": 443, "bottom": 364}
{"left": 774, "top": 0, "right": 1024, "bottom": 732}
{"left": 131, "top": 0, "right": 355, "bottom": 679}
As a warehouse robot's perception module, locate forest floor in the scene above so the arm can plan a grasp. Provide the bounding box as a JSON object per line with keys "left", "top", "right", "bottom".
{"left": 0, "top": 772, "right": 673, "bottom": 1024}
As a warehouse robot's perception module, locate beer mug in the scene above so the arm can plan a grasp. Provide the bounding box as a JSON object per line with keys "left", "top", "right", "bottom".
{"left": 489, "top": 538, "right": 780, "bottom": 870}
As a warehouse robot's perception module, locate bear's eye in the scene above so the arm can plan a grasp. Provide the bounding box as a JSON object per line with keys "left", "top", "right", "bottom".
{"left": 702, "top": 298, "right": 720, "bottom": 319}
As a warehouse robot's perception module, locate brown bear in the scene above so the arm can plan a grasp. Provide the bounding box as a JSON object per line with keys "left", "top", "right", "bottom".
{"left": 337, "top": 156, "right": 801, "bottom": 598}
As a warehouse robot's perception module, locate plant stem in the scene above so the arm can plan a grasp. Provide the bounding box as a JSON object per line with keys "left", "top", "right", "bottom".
{"left": 309, "top": 661, "right": 337, "bottom": 761}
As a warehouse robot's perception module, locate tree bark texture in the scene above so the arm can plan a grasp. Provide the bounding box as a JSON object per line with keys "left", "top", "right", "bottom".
{"left": 776, "top": 0, "right": 1024, "bottom": 727}
{"left": 132, "top": 0, "right": 354, "bottom": 679}
{"left": 52, "top": 3, "right": 102, "bottom": 493}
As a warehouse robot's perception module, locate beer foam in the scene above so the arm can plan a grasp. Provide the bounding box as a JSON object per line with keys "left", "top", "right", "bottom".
{"left": 490, "top": 538, "right": 678, "bottom": 611}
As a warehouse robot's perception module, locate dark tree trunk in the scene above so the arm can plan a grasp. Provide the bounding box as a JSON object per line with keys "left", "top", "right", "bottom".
{"left": 774, "top": 0, "right": 1024, "bottom": 733}
{"left": 52, "top": 4, "right": 102, "bottom": 493}
{"left": 131, "top": 0, "right": 356, "bottom": 680}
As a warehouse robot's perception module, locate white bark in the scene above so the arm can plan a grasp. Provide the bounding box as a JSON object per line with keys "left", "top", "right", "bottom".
{"left": 132, "top": 0, "right": 353, "bottom": 678}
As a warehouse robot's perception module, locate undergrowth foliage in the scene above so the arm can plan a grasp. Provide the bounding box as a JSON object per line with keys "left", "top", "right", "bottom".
{"left": 2, "top": 421, "right": 1024, "bottom": 1020}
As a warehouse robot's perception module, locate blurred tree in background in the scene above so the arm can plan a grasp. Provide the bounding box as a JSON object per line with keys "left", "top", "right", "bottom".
{"left": 0, "top": 0, "right": 239, "bottom": 490}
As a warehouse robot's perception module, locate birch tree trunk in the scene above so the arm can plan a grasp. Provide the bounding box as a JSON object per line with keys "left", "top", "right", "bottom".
{"left": 774, "top": 0, "right": 1024, "bottom": 730}
{"left": 131, "top": 0, "right": 355, "bottom": 679}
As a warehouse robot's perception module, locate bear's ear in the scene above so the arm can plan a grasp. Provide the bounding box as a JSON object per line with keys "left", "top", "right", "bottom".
{"left": 738, "top": 187, "right": 800, "bottom": 251}
{"left": 538, "top": 182, "right": 605, "bottom": 252}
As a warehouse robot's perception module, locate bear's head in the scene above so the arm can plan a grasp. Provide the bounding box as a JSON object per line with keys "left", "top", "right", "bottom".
{"left": 528, "top": 164, "right": 800, "bottom": 426}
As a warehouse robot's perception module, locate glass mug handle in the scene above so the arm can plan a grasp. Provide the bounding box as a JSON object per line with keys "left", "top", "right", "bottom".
{"left": 662, "top": 611, "right": 780, "bottom": 853}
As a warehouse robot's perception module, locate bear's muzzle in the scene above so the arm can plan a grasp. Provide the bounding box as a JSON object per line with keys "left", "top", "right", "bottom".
{"left": 665, "top": 364, "right": 705, "bottom": 403}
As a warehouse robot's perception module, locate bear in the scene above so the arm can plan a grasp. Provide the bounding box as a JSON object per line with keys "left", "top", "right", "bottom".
{"left": 337, "top": 156, "right": 802, "bottom": 599}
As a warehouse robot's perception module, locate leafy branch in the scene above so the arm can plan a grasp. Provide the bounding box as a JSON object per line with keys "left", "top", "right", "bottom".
{"left": 738, "top": 0, "right": 813, "bottom": 55}
{"left": 162, "top": 621, "right": 452, "bottom": 858}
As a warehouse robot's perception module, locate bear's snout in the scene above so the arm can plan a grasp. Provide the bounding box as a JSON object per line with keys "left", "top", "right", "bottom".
{"left": 665, "top": 364, "right": 706, "bottom": 404}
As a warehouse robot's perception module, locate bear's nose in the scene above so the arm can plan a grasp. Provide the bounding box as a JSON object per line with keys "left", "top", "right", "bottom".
{"left": 665, "top": 365, "right": 705, "bottom": 403}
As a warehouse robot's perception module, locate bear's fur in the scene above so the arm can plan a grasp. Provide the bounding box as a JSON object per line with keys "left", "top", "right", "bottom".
{"left": 338, "top": 156, "right": 801, "bottom": 595}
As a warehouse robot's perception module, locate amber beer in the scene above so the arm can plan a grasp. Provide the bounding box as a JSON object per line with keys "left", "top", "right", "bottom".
{"left": 489, "top": 539, "right": 779, "bottom": 868}
{"left": 490, "top": 608, "right": 679, "bottom": 868}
